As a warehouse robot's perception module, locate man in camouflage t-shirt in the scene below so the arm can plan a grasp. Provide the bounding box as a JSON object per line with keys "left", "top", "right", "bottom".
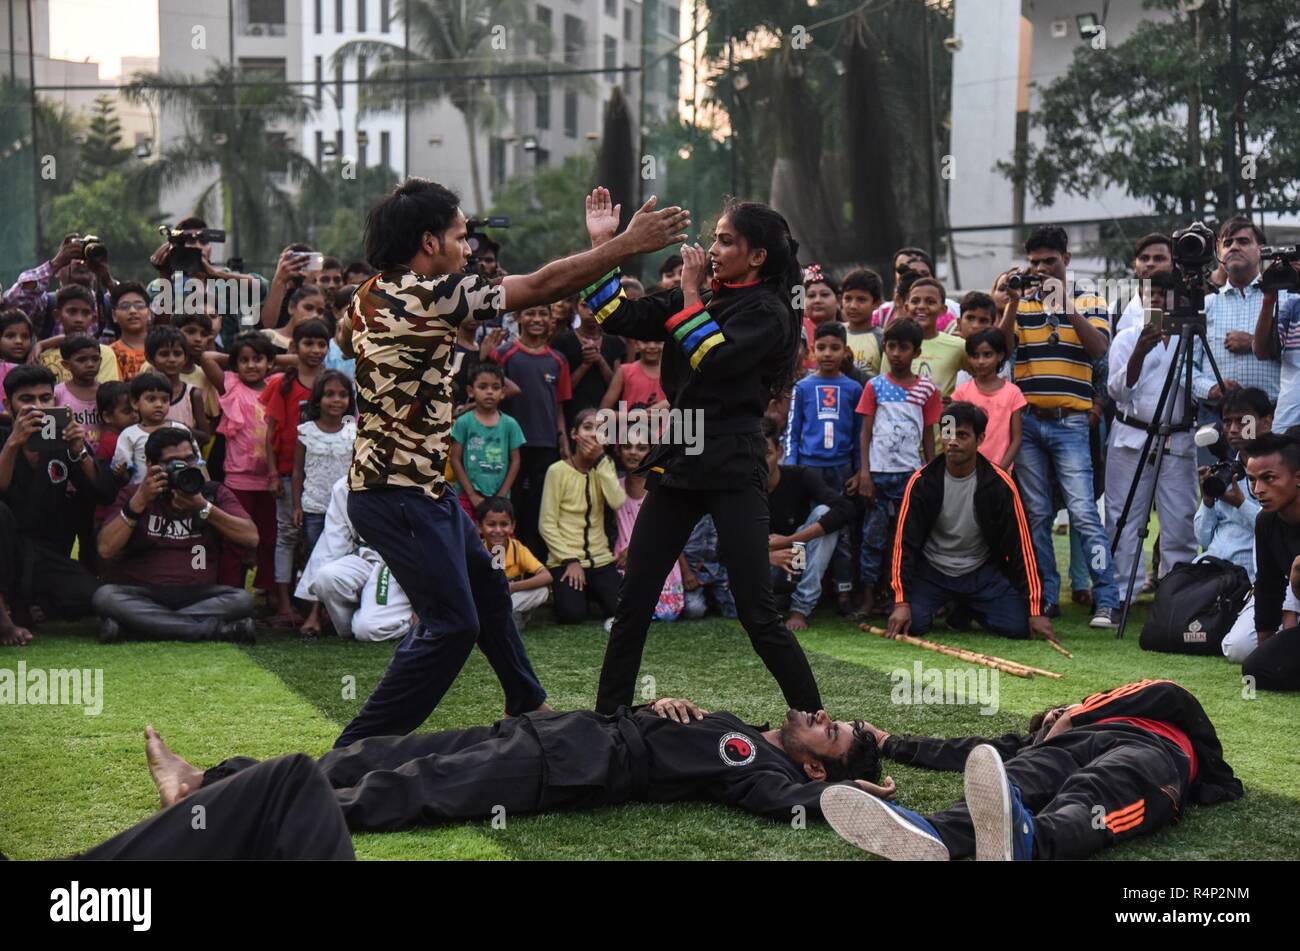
{"left": 335, "top": 178, "right": 688, "bottom": 747}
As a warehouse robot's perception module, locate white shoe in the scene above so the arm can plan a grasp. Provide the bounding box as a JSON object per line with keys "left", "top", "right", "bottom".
{"left": 964, "top": 744, "right": 1014, "bottom": 861}
{"left": 603, "top": 617, "right": 615, "bottom": 633}
{"left": 820, "top": 785, "right": 949, "bottom": 861}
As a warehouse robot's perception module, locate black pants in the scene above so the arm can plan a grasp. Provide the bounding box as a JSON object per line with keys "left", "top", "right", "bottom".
{"left": 78, "top": 754, "right": 354, "bottom": 859}
{"left": 596, "top": 471, "right": 823, "bottom": 714}
{"left": 1243, "top": 626, "right": 1300, "bottom": 691}
{"left": 553, "top": 562, "right": 621, "bottom": 624}
{"left": 207, "top": 718, "right": 603, "bottom": 833}
{"left": 514, "top": 445, "right": 561, "bottom": 561}
{"left": 928, "top": 728, "right": 1188, "bottom": 860}
{"left": 91, "top": 583, "right": 254, "bottom": 641}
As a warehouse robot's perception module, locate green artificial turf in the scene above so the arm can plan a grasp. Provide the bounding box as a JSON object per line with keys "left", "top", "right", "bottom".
{"left": 2, "top": 588, "right": 1298, "bottom": 861}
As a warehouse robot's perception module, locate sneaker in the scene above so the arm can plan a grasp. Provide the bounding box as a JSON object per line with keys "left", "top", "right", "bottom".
{"left": 219, "top": 617, "right": 257, "bottom": 644}
{"left": 1089, "top": 606, "right": 1120, "bottom": 629}
{"left": 1042, "top": 602, "right": 1061, "bottom": 620}
{"left": 820, "top": 784, "right": 950, "bottom": 861}
{"left": 97, "top": 616, "right": 122, "bottom": 644}
{"left": 603, "top": 617, "right": 615, "bottom": 634}
{"left": 963, "top": 743, "right": 1035, "bottom": 861}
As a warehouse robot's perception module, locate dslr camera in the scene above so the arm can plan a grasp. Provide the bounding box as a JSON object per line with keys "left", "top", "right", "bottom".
{"left": 1260, "top": 245, "right": 1300, "bottom": 293}
{"left": 162, "top": 459, "right": 207, "bottom": 497}
{"left": 1194, "top": 423, "right": 1245, "bottom": 502}
{"left": 159, "top": 224, "right": 226, "bottom": 277}
{"left": 81, "top": 234, "right": 108, "bottom": 265}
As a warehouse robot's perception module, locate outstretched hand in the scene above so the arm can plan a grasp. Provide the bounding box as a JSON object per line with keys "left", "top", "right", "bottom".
{"left": 622, "top": 196, "right": 691, "bottom": 255}
{"left": 585, "top": 187, "right": 622, "bottom": 248}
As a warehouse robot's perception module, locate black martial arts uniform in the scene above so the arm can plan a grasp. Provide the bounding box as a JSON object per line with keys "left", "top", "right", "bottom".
{"left": 201, "top": 707, "right": 859, "bottom": 833}
{"left": 77, "top": 755, "right": 355, "bottom": 860}
{"left": 883, "top": 680, "right": 1242, "bottom": 859}
{"left": 579, "top": 268, "right": 822, "bottom": 715}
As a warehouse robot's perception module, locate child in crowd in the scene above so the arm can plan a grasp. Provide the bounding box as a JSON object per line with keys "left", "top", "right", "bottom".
{"left": 494, "top": 304, "right": 573, "bottom": 560}
{"left": 841, "top": 268, "right": 883, "bottom": 379}
{"left": 951, "top": 328, "right": 1026, "bottom": 470}
{"left": 262, "top": 318, "right": 330, "bottom": 627}
{"left": 450, "top": 363, "right": 526, "bottom": 517}
{"left": 202, "top": 332, "right": 280, "bottom": 602}
{"left": 789, "top": 321, "right": 863, "bottom": 611}
{"left": 680, "top": 515, "right": 738, "bottom": 619}
{"left": 163, "top": 313, "right": 221, "bottom": 429}
{"left": 854, "top": 318, "right": 941, "bottom": 614}
{"left": 264, "top": 284, "right": 326, "bottom": 353}
{"left": 477, "top": 496, "right": 553, "bottom": 633}
{"left": 0, "top": 310, "right": 39, "bottom": 413}
{"left": 953, "top": 291, "right": 1010, "bottom": 388}
{"left": 53, "top": 335, "right": 106, "bottom": 451}
{"left": 801, "top": 265, "right": 840, "bottom": 368}
{"left": 549, "top": 296, "right": 578, "bottom": 341}
{"left": 111, "top": 372, "right": 200, "bottom": 485}
{"left": 93, "top": 381, "right": 135, "bottom": 470}
{"left": 292, "top": 369, "right": 356, "bottom": 560}
{"left": 41, "top": 286, "right": 118, "bottom": 384}
{"left": 614, "top": 438, "right": 685, "bottom": 621}
{"left": 601, "top": 338, "right": 666, "bottom": 411}
{"left": 324, "top": 284, "right": 357, "bottom": 378}
{"left": 145, "top": 325, "right": 211, "bottom": 446}
{"left": 539, "top": 408, "right": 625, "bottom": 625}
{"left": 906, "top": 277, "right": 966, "bottom": 397}
{"left": 108, "top": 282, "right": 151, "bottom": 380}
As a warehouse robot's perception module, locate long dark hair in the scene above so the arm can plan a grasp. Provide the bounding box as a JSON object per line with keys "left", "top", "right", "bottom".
{"left": 719, "top": 199, "right": 803, "bottom": 399}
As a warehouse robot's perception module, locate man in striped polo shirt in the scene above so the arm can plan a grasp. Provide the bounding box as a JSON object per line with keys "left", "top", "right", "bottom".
{"left": 999, "top": 226, "right": 1120, "bottom": 627}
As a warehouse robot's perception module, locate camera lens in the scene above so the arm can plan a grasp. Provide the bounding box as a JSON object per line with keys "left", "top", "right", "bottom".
{"left": 171, "top": 465, "right": 206, "bottom": 495}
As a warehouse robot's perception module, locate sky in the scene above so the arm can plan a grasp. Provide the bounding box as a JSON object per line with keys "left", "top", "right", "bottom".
{"left": 47, "top": 0, "right": 160, "bottom": 79}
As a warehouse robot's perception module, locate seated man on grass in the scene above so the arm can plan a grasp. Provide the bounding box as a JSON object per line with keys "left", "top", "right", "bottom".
{"left": 888, "top": 401, "right": 1056, "bottom": 642}
{"left": 118, "top": 698, "right": 896, "bottom": 855}
{"left": 820, "top": 679, "right": 1242, "bottom": 861}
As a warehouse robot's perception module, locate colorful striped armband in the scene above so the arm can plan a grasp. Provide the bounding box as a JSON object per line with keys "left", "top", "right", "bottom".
{"left": 581, "top": 268, "right": 625, "bottom": 325}
{"left": 665, "top": 301, "right": 726, "bottom": 370}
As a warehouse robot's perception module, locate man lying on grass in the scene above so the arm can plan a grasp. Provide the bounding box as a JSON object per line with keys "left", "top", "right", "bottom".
{"left": 820, "top": 679, "right": 1242, "bottom": 861}
{"left": 89, "top": 699, "right": 898, "bottom": 857}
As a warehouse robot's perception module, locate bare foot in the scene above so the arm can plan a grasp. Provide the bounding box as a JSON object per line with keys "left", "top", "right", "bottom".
{"left": 144, "top": 725, "right": 204, "bottom": 809}
{"left": 267, "top": 610, "right": 305, "bottom": 630}
{"left": 0, "top": 625, "right": 32, "bottom": 646}
{"left": 786, "top": 611, "right": 809, "bottom": 631}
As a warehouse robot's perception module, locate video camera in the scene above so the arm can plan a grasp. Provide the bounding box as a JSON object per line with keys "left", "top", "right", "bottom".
{"left": 465, "top": 216, "right": 509, "bottom": 274}
{"left": 1147, "top": 221, "right": 1218, "bottom": 332}
{"left": 1006, "top": 271, "right": 1043, "bottom": 292}
{"left": 1260, "top": 245, "right": 1300, "bottom": 293}
{"left": 159, "top": 224, "right": 226, "bottom": 277}
{"left": 1194, "top": 423, "right": 1245, "bottom": 502}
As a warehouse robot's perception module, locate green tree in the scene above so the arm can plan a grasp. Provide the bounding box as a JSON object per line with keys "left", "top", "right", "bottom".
{"left": 47, "top": 171, "right": 162, "bottom": 278}
{"left": 296, "top": 160, "right": 401, "bottom": 263}
{"left": 332, "top": 0, "right": 590, "bottom": 213}
{"left": 487, "top": 151, "right": 596, "bottom": 272}
{"left": 79, "top": 95, "right": 132, "bottom": 183}
{"left": 998, "top": 0, "right": 1300, "bottom": 220}
{"left": 124, "top": 63, "right": 321, "bottom": 270}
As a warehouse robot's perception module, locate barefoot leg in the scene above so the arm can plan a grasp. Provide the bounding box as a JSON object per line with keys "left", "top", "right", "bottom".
{"left": 144, "top": 725, "right": 206, "bottom": 809}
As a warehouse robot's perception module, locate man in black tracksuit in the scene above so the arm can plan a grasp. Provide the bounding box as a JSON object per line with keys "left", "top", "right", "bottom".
{"left": 822, "top": 679, "right": 1243, "bottom": 861}
{"left": 80, "top": 700, "right": 889, "bottom": 857}
{"left": 888, "top": 401, "right": 1055, "bottom": 641}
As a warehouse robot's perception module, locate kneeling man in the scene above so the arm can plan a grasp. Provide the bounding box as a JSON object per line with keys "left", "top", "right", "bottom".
{"left": 888, "top": 402, "right": 1054, "bottom": 641}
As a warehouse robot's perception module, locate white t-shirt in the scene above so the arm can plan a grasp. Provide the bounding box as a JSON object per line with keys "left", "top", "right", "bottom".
{"left": 298, "top": 417, "right": 357, "bottom": 514}
{"left": 112, "top": 421, "right": 202, "bottom": 484}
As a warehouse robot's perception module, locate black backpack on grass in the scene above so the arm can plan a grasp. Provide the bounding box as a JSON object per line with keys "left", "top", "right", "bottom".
{"left": 1139, "top": 557, "right": 1251, "bottom": 655}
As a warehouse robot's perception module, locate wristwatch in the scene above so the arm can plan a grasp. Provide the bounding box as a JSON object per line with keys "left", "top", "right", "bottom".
{"left": 197, "top": 501, "right": 214, "bottom": 521}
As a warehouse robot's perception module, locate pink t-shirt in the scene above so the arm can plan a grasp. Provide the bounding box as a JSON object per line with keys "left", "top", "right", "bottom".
{"left": 621, "top": 360, "right": 666, "bottom": 409}
{"left": 950, "top": 378, "right": 1028, "bottom": 468}
{"left": 54, "top": 383, "right": 102, "bottom": 450}
{"left": 217, "top": 371, "right": 272, "bottom": 491}
{"left": 616, "top": 480, "right": 684, "bottom": 620}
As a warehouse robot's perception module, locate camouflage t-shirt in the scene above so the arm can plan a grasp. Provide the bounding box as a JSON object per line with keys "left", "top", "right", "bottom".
{"left": 349, "top": 268, "right": 503, "bottom": 498}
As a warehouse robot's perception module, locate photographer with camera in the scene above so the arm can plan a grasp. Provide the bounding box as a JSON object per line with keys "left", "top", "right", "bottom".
{"left": 1252, "top": 246, "right": 1300, "bottom": 430}
{"left": 152, "top": 217, "right": 261, "bottom": 350}
{"left": 1191, "top": 217, "right": 1278, "bottom": 416}
{"left": 93, "top": 426, "right": 259, "bottom": 643}
{"left": 259, "top": 243, "right": 316, "bottom": 332}
{"left": 1114, "top": 233, "right": 1175, "bottom": 335}
{"left": 1105, "top": 274, "right": 1199, "bottom": 606}
{"left": 3, "top": 232, "right": 118, "bottom": 337}
{"left": 997, "top": 225, "right": 1120, "bottom": 626}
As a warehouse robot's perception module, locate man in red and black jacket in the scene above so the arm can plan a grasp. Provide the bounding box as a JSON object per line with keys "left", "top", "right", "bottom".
{"left": 821, "top": 679, "right": 1243, "bottom": 861}
{"left": 887, "top": 401, "right": 1055, "bottom": 641}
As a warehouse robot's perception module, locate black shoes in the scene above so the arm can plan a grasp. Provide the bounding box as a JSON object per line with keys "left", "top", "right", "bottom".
{"left": 219, "top": 617, "right": 257, "bottom": 644}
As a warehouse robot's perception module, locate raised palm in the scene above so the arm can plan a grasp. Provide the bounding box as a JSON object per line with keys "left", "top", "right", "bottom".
{"left": 585, "top": 187, "right": 622, "bottom": 247}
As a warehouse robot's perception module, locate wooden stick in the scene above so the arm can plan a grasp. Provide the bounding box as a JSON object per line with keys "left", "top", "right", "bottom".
{"left": 863, "top": 625, "right": 1064, "bottom": 680}
{"left": 1048, "top": 641, "right": 1074, "bottom": 659}
{"left": 863, "top": 625, "right": 1036, "bottom": 679}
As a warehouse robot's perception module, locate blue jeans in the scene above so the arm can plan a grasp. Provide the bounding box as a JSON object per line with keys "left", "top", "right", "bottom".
{"left": 771, "top": 505, "right": 840, "bottom": 617}
{"left": 803, "top": 462, "right": 855, "bottom": 591}
{"left": 859, "top": 471, "right": 911, "bottom": 589}
{"left": 909, "top": 557, "right": 1029, "bottom": 638}
{"left": 335, "top": 488, "right": 547, "bottom": 747}
{"left": 302, "top": 512, "right": 326, "bottom": 558}
{"left": 1015, "top": 413, "right": 1119, "bottom": 609}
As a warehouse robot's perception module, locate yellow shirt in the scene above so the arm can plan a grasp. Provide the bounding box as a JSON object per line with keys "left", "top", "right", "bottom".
{"left": 913, "top": 332, "right": 966, "bottom": 396}
{"left": 846, "top": 329, "right": 881, "bottom": 377}
{"left": 40, "top": 344, "right": 120, "bottom": 384}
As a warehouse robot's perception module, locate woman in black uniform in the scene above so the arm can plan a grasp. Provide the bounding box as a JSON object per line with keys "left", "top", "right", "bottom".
{"left": 582, "top": 188, "right": 823, "bottom": 714}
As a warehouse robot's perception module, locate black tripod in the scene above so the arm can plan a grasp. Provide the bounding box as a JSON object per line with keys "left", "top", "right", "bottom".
{"left": 1109, "top": 314, "right": 1226, "bottom": 640}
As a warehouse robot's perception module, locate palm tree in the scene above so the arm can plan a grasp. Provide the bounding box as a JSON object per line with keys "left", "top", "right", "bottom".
{"left": 331, "top": 0, "right": 590, "bottom": 212}
{"left": 123, "top": 63, "right": 322, "bottom": 267}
